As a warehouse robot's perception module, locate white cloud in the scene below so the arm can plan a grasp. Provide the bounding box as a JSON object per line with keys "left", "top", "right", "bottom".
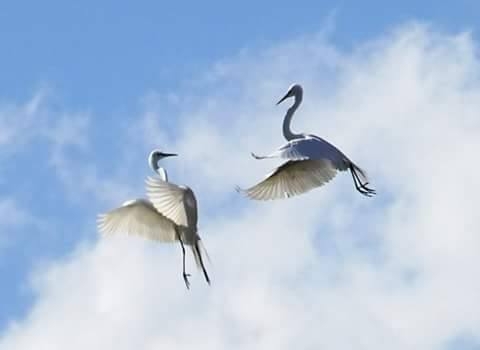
{"left": 0, "top": 90, "right": 93, "bottom": 251}
{"left": 0, "top": 89, "right": 133, "bottom": 207}
{"left": 0, "top": 88, "right": 90, "bottom": 175}
{"left": 1, "top": 22, "right": 480, "bottom": 350}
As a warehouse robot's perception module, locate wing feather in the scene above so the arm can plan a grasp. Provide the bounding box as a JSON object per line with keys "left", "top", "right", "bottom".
{"left": 145, "top": 177, "right": 198, "bottom": 228}
{"left": 97, "top": 199, "right": 177, "bottom": 242}
{"left": 240, "top": 159, "right": 338, "bottom": 200}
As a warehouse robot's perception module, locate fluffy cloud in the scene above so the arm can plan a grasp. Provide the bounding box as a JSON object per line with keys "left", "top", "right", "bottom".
{"left": 1, "top": 22, "right": 480, "bottom": 350}
{"left": 0, "top": 91, "right": 91, "bottom": 252}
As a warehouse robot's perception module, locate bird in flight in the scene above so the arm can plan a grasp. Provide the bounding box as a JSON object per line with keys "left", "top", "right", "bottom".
{"left": 97, "top": 149, "right": 210, "bottom": 289}
{"left": 238, "top": 84, "right": 376, "bottom": 200}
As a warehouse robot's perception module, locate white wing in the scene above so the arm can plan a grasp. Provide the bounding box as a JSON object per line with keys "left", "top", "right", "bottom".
{"left": 145, "top": 177, "right": 198, "bottom": 228}
{"left": 240, "top": 159, "right": 338, "bottom": 200}
{"left": 97, "top": 199, "right": 177, "bottom": 242}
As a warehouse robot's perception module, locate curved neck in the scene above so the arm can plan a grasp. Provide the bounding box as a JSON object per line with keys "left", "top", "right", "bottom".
{"left": 149, "top": 158, "right": 168, "bottom": 182}
{"left": 282, "top": 94, "right": 303, "bottom": 141}
{"left": 157, "top": 167, "right": 168, "bottom": 182}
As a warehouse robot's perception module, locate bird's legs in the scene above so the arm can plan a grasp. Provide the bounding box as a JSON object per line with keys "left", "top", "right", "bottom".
{"left": 349, "top": 165, "right": 376, "bottom": 197}
{"left": 177, "top": 234, "right": 190, "bottom": 289}
{"left": 351, "top": 171, "right": 375, "bottom": 196}
{"left": 194, "top": 242, "right": 210, "bottom": 285}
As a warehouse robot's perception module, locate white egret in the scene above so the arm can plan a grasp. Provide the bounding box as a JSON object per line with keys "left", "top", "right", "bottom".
{"left": 238, "top": 84, "right": 376, "bottom": 200}
{"left": 97, "top": 150, "right": 210, "bottom": 289}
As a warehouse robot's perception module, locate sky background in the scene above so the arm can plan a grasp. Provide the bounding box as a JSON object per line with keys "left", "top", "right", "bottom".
{"left": 1, "top": 1, "right": 480, "bottom": 349}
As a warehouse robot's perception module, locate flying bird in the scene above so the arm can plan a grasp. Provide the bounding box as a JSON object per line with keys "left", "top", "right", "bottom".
{"left": 237, "top": 84, "right": 376, "bottom": 200}
{"left": 97, "top": 149, "right": 210, "bottom": 289}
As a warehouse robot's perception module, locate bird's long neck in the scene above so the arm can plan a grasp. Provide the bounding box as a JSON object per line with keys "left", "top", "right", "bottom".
{"left": 157, "top": 167, "right": 168, "bottom": 182}
{"left": 150, "top": 158, "right": 168, "bottom": 182}
{"left": 282, "top": 93, "right": 303, "bottom": 141}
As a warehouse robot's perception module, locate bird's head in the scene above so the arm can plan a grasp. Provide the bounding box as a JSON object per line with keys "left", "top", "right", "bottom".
{"left": 276, "top": 83, "right": 303, "bottom": 105}
{"left": 148, "top": 149, "right": 177, "bottom": 166}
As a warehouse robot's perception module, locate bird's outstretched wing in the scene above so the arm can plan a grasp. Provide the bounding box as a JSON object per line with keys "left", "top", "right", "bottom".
{"left": 253, "top": 135, "right": 350, "bottom": 171}
{"left": 145, "top": 177, "right": 198, "bottom": 228}
{"left": 97, "top": 199, "right": 177, "bottom": 242}
{"left": 238, "top": 159, "right": 338, "bottom": 200}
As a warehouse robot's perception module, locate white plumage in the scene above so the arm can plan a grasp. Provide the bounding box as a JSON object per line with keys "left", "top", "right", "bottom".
{"left": 97, "top": 150, "right": 210, "bottom": 289}
{"left": 238, "top": 84, "right": 376, "bottom": 200}
{"left": 97, "top": 198, "right": 177, "bottom": 242}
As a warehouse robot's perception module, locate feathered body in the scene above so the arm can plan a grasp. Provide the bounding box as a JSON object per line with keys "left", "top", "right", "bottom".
{"left": 97, "top": 150, "right": 210, "bottom": 289}
{"left": 239, "top": 84, "right": 375, "bottom": 200}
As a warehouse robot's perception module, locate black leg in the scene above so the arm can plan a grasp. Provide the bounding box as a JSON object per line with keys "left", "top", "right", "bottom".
{"left": 177, "top": 234, "right": 190, "bottom": 289}
{"left": 349, "top": 165, "right": 376, "bottom": 197}
{"left": 195, "top": 242, "right": 210, "bottom": 285}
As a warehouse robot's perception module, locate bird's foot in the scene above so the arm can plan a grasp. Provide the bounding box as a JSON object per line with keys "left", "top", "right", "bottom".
{"left": 356, "top": 183, "right": 376, "bottom": 197}
{"left": 183, "top": 273, "right": 191, "bottom": 290}
{"left": 362, "top": 182, "right": 376, "bottom": 195}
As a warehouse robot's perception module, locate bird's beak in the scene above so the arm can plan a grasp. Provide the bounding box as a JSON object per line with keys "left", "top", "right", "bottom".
{"left": 160, "top": 152, "right": 178, "bottom": 157}
{"left": 276, "top": 92, "right": 290, "bottom": 105}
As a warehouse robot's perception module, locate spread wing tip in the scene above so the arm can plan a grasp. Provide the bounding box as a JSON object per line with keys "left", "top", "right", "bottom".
{"left": 96, "top": 214, "right": 107, "bottom": 227}
{"left": 234, "top": 185, "right": 246, "bottom": 194}
{"left": 235, "top": 185, "right": 258, "bottom": 200}
{"left": 235, "top": 184, "right": 277, "bottom": 201}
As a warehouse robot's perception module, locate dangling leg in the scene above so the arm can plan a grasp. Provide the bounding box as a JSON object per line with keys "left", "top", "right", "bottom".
{"left": 350, "top": 164, "right": 375, "bottom": 193}
{"left": 177, "top": 234, "right": 190, "bottom": 289}
{"left": 349, "top": 164, "right": 376, "bottom": 196}
{"left": 194, "top": 242, "right": 210, "bottom": 285}
{"left": 350, "top": 168, "right": 374, "bottom": 196}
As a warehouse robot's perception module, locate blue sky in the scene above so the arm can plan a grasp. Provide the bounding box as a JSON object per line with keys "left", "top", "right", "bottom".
{"left": 1, "top": 1, "right": 479, "bottom": 110}
{"left": 1, "top": 2, "right": 480, "bottom": 349}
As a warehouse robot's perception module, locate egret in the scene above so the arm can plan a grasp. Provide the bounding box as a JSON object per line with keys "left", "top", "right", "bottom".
{"left": 97, "top": 150, "right": 210, "bottom": 289}
{"left": 238, "top": 84, "right": 376, "bottom": 200}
